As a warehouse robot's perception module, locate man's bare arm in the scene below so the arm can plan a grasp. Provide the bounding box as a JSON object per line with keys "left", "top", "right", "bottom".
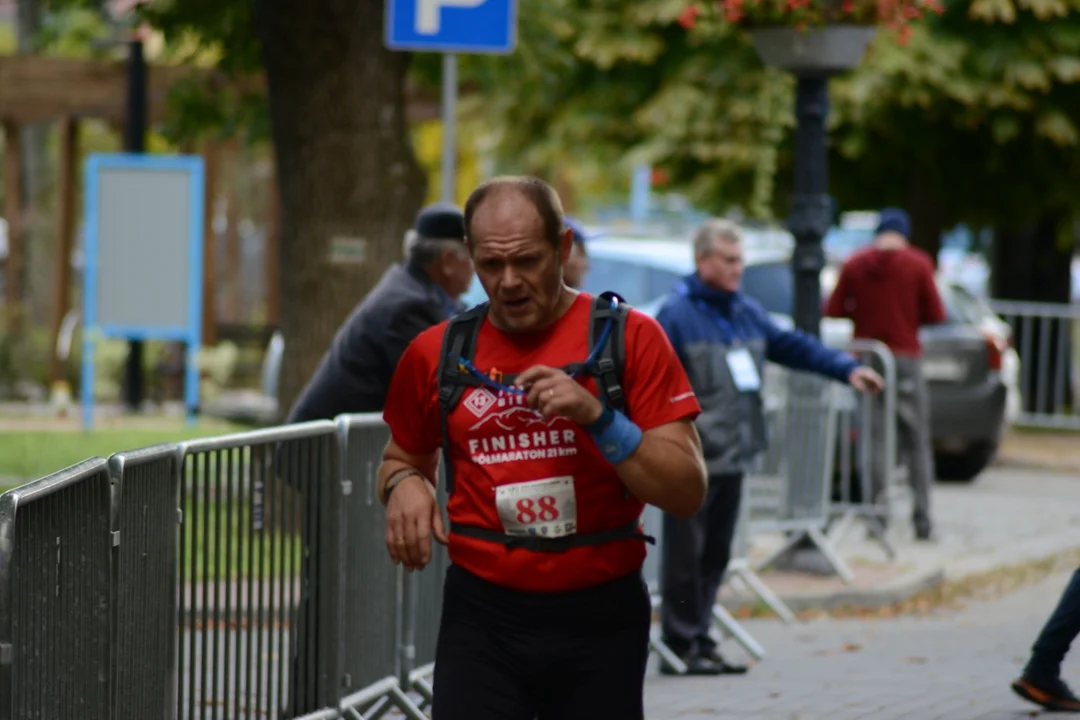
{"left": 377, "top": 437, "right": 440, "bottom": 502}
{"left": 612, "top": 418, "right": 707, "bottom": 518}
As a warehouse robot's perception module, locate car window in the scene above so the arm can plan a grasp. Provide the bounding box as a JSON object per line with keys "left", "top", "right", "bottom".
{"left": 461, "top": 276, "right": 488, "bottom": 309}
{"left": 949, "top": 284, "right": 990, "bottom": 320}
{"left": 740, "top": 262, "right": 795, "bottom": 316}
{"left": 824, "top": 227, "right": 874, "bottom": 261}
{"left": 939, "top": 284, "right": 978, "bottom": 325}
{"left": 646, "top": 267, "right": 685, "bottom": 302}
{"left": 580, "top": 257, "right": 652, "bottom": 306}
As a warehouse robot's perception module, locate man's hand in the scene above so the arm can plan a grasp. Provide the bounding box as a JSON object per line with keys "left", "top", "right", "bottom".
{"left": 515, "top": 365, "right": 604, "bottom": 425}
{"left": 849, "top": 366, "right": 885, "bottom": 394}
{"left": 385, "top": 473, "right": 447, "bottom": 572}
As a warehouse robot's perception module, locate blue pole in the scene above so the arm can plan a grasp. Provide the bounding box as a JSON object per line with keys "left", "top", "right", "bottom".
{"left": 186, "top": 157, "right": 206, "bottom": 428}
{"left": 81, "top": 157, "right": 100, "bottom": 431}
{"left": 629, "top": 164, "right": 651, "bottom": 226}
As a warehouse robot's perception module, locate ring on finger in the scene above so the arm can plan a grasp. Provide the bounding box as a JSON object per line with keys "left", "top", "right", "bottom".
{"left": 546, "top": 389, "right": 555, "bottom": 400}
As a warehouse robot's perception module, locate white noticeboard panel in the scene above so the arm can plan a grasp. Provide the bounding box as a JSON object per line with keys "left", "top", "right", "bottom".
{"left": 81, "top": 153, "right": 205, "bottom": 429}
{"left": 94, "top": 166, "right": 194, "bottom": 330}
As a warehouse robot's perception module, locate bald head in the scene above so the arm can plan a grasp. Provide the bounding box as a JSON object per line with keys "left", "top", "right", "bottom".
{"left": 462, "top": 176, "right": 575, "bottom": 332}
{"left": 464, "top": 176, "right": 565, "bottom": 248}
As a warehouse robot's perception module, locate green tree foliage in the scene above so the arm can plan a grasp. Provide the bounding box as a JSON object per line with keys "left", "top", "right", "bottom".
{"left": 829, "top": 0, "right": 1080, "bottom": 235}
{"left": 424, "top": 0, "right": 792, "bottom": 217}
{"left": 446, "top": 0, "right": 1080, "bottom": 247}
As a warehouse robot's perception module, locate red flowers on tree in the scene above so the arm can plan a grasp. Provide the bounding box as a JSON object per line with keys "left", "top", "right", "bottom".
{"left": 683, "top": 0, "right": 943, "bottom": 35}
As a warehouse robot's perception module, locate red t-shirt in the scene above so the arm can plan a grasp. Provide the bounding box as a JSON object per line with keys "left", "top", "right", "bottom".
{"left": 383, "top": 293, "right": 701, "bottom": 593}
{"left": 825, "top": 246, "right": 946, "bottom": 357}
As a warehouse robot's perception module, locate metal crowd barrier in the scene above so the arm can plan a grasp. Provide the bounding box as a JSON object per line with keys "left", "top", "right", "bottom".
{"left": 641, "top": 467, "right": 768, "bottom": 675}
{"left": 109, "top": 444, "right": 181, "bottom": 720}
{"left": 826, "top": 340, "right": 904, "bottom": 559}
{"left": 727, "top": 390, "right": 797, "bottom": 626}
{"left": 172, "top": 421, "right": 343, "bottom": 720}
{"left": 751, "top": 368, "right": 849, "bottom": 582}
{"left": 989, "top": 299, "right": 1080, "bottom": 430}
{"left": 0, "top": 459, "right": 114, "bottom": 720}
{"left": 335, "top": 413, "right": 427, "bottom": 720}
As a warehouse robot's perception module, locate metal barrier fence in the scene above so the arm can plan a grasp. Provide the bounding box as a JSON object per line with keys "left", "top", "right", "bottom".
{"left": 990, "top": 299, "right": 1080, "bottom": 430}
{"left": 173, "top": 422, "right": 343, "bottom": 720}
{"left": 750, "top": 369, "right": 848, "bottom": 580}
{"left": 0, "top": 458, "right": 114, "bottom": 720}
{"left": 109, "top": 444, "right": 181, "bottom": 720}
{"left": 826, "top": 340, "right": 904, "bottom": 559}
{"left": 335, "top": 413, "right": 429, "bottom": 720}
{"left": 1, "top": 356, "right": 904, "bottom": 715}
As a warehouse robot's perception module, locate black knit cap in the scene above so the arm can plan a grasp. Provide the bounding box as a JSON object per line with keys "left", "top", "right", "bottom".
{"left": 414, "top": 202, "right": 466, "bottom": 241}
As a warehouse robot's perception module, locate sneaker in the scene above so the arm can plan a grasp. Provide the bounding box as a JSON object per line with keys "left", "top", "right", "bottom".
{"left": 659, "top": 654, "right": 727, "bottom": 676}
{"left": 1012, "top": 674, "right": 1080, "bottom": 712}
{"left": 697, "top": 647, "right": 749, "bottom": 674}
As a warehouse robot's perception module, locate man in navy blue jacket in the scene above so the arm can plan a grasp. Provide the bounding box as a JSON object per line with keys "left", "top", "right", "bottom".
{"left": 656, "top": 218, "right": 882, "bottom": 675}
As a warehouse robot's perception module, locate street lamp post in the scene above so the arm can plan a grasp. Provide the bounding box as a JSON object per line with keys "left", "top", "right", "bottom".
{"left": 93, "top": 32, "right": 149, "bottom": 412}
{"left": 750, "top": 23, "right": 876, "bottom": 570}
{"left": 123, "top": 38, "right": 148, "bottom": 412}
{"left": 788, "top": 74, "right": 832, "bottom": 337}
{"left": 750, "top": 24, "right": 876, "bottom": 335}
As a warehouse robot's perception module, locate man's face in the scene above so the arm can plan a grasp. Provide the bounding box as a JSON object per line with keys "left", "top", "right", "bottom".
{"left": 439, "top": 245, "right": 475, "bottom": 298}
{"left": 468, "top": 191, "right": 571, "bottom": 332}
{"left": 563, "top": 242, "right": 589, "bottom": 289}
{"left": 696, "top": 238, "right": 743, "bottom": 293}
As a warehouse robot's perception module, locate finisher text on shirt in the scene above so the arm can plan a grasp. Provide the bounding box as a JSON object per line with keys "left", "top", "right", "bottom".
{"left": 468, "top": 429, "right": 579, "bottom": 465}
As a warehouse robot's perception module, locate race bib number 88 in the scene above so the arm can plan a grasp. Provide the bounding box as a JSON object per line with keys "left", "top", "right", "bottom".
{"left": 495, "top": 476, "right": 577, "bottom": 539}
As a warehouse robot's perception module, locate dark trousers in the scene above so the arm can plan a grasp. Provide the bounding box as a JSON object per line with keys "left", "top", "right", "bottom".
{"left": 660, "top": 473, "right": 743, "bottom": 657}
{"left": 1027, "top": 567, "right": 1080, "bottom": 679}
{"left": 432, "top": 564, "right": 652, "bottom": 720}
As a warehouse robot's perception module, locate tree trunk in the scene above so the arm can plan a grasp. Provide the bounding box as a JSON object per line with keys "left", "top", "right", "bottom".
{"left": 991, "top": 210, "right": 1075, "bottom": 416}
{"left": 255, "top": 0, "right": 428, "bottom": 420}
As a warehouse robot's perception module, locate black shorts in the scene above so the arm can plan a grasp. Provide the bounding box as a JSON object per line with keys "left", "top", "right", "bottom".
{"left": 432, "top": 564, "right": 652, "bottom": 720}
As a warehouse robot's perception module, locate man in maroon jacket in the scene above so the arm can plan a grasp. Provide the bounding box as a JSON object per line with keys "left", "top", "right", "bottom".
{"left": 826, "top": 208, "right": 946, "bottom": 540}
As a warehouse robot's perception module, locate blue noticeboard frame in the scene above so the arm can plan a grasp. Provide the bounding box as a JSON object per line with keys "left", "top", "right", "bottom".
{"left": 385, "top": 0, "right": 517, "bottom": 54}
{"left": 81, "top": 153, "right": 205, "bottom": 430}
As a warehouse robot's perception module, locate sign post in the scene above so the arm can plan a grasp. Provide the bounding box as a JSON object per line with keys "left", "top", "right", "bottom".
{"left": 386, "top": 0, "right": 518, "bottom": 202}
{"left": 81, "top": 153, "right": 205, "bottom": 430}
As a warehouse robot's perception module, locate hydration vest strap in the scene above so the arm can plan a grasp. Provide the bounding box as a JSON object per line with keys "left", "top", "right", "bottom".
{"left": 437, "top": 303, "right": 489, "bottom": 495}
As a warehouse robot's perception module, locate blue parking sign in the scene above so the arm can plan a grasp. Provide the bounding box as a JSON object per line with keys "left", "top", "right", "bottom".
{"left": 385, "top": 0, "right": 517, "bottom": 54}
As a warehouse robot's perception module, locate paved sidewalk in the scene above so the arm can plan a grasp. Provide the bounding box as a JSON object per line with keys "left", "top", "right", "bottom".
{"left": 717, "top": 465, "right": 1080, "bottom": 614}
{"left": 996, "top": 429, "right": 1080, "bottom": 473}
{"left": 644, "top": 568, "right": 1078, "bottom": 718}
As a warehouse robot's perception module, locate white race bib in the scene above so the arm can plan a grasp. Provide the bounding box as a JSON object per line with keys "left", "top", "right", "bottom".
{"left": 495, "top": 476, "right": 577, "bottom": 539}
{"left": 726, "top": 347, "right": 761, "bottom": 392}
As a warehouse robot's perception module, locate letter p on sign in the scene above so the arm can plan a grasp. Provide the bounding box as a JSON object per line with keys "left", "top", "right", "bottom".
{"left": 417, "top": 0, "right": 487, "bottom": 34}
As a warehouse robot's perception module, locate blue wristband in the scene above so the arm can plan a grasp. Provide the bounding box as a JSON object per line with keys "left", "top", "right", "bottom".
{"left": 587, "top": 408, "right": 643, "bottom": 464}
{"left": 585, "top": 405, "right": 615, "bottom": 434}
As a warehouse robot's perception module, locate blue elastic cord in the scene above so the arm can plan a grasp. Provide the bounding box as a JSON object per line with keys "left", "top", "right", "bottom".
{"left": 588, "top": 409, "right": 643, "bottom": 465}
{"left": 458, "top": 296, "right": 618, "bottom": 396}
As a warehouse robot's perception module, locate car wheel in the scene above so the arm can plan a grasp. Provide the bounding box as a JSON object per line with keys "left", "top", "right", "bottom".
{"left": 935, "top": 442, "right": 998, "bottom": 483}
